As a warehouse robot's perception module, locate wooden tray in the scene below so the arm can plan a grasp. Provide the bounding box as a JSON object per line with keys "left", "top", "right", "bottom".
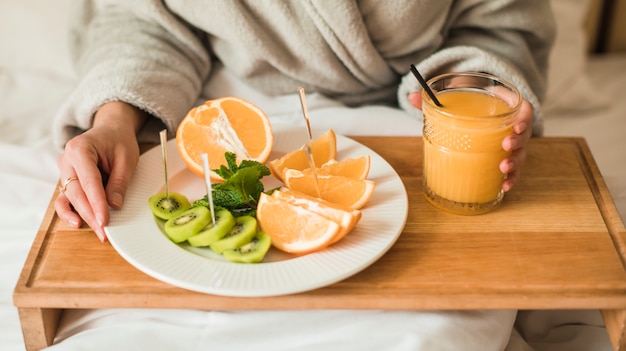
{"left": 13, "top": 137, "right": 626, "bottom": 350}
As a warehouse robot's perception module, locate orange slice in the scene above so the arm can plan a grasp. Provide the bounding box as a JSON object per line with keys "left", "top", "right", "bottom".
{"left": 272, "top": 187, "right": 361, "bottom": 244}
{"left": 269, "top": 129, "right": 336, "bottom": 183}
{"left": 256, "top": 192, "right": 341, "bottom": 254}
{"left": 283, "top": 169, "right": 376, "bottom": 210}
{"left": 303, "top": 155, "right": 370, "bottom": 180}
{"left": 176, "top": 97, "right": 273, "bottom": 182}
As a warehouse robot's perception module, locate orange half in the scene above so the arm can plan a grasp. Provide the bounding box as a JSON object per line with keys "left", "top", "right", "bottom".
{"left": 176, "top": 97, "right": 273, "bottom": 182}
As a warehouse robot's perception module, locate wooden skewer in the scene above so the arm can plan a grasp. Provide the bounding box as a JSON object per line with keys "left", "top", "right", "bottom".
{"left": 201, "top": 153, "right": 217, "bottom": 226}
{"left": 298, "top": 87, "right": 321, "bottom": 198}
{"left": 159, "top": 129, "right": 169, "bottom": 197}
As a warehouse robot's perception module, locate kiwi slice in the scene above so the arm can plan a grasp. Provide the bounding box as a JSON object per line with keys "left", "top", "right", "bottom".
{"left": 149, "top": 192, "right": 191, "bottom": 220}
{"left": 210, "top": 215, "right": 257, "bottom": 254}
{"left": 187, "top": 208, "right": 236, "bottom": 247}
{"left": 164, "top": 206, "right": 211, "bottom": 243}
{"left": 223, "top": 231, "right": 272, "bottom": 264}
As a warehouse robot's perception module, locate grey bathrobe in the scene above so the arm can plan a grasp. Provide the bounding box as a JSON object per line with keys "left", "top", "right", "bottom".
{"left": 54, "top": 0, "right": 555, "bottom": 146}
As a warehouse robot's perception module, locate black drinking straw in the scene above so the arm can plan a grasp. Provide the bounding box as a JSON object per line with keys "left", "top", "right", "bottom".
{"left": 409, "top": 64, "right": 443, "bottom": 107}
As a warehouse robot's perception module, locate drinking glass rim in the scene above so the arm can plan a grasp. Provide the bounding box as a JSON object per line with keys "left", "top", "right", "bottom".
{"left": 422, "top": 71, "right": 523, "bottom": 121}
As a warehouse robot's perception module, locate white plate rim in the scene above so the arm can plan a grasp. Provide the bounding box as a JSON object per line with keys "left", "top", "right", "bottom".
{"left": 106, "top": 125, "right": 408, "bottom": 297}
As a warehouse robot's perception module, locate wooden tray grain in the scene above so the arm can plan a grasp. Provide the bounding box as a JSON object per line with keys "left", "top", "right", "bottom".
{"left": 13, "top": 137, "right": 626, "bottom": 350}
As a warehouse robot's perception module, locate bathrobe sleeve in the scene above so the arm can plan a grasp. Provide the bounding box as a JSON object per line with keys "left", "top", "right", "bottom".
{"left": 53, "top": 0, "right": 211, "bottom": 147}
{"left": 396, "top": 0, "right": 556, "bottom": 136}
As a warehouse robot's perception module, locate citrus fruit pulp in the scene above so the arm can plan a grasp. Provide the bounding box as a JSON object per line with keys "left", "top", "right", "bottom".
{"left": 256, "top": 192, "right": 341, "bottom": 254}
{"left": 271, "top": 187, "right": 361, "bottom": 244}
{"left": 303, "top": 155, "right": 370, "bottom": 180}
{"left": 176, "top": 97, "right": 273, "bottom": 182}
{"left": 268, "top": 129, "right": 336, "bottom": 183}
{"left": 283, "top": 169, "right": 375, "bottom": 210}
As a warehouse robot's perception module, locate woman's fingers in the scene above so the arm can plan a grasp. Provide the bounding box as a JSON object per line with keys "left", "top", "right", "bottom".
{"left": 54, "top": 175, "right": 108, "bottom": 242}
{"left": 408, "top": 91, "right": 423, "bottom": 110}
{"left": 103, "top": 146, "right": 140, "bottom": 210}
{"left": 57, "top": 139, "right": 110, "bottom": 242}
{"left": 54, "top": 102, "right": 146, "bottom": 242}
{"left": 500, "top": 100, "right": 534, "bottom": 192}
{"left": 500, "top": 146, "right": 528, "bottom": 192}
{"left": 54, "top": 192, "right": 82, "bottom": 228}
{"left": 504, "top": 100, "right": 533, "bottom": 150}
{"left": 75, "top": 168, "right": 108, "bottom": 230}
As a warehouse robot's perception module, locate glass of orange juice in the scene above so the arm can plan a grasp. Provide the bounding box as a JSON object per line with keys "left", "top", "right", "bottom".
{"left": 421, "top": 72, "right": 522, "bottom": 215}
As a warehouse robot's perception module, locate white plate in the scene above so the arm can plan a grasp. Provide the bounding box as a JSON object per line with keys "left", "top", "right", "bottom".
{"left": 106, "top": 125, "right": 408, "bottom": 297}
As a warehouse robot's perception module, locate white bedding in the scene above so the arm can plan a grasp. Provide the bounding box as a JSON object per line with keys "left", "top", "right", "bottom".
{"left": 1, "top": 1, "right": 624, "bottom": 350}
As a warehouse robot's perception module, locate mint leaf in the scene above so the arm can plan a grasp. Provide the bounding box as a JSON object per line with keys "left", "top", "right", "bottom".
{"left": 193, "top": 152, "right": 270, "bottom": 217}
{"left": 225, "top": 152, "right": 239, "bottom": 176}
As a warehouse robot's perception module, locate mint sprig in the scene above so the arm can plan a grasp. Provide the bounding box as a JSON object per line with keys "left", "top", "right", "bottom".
{"left": 192, "top": 152, "right": 270, "bottom": 217}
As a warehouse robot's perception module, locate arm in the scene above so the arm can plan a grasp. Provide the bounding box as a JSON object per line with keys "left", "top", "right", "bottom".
{"left": 54, "top": 0, "right": 212, "bottom": 240}
{"left": 54, "top": 0, "right": 212, "bottom": 148}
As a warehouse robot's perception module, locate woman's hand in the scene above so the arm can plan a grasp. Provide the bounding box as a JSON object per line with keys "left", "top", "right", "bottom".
{"left": 408, "top": 91, "right": 533, "bottom": 193}
{"left": 54, "top": 102, "right": 146, "bottom": 242}
{"left": 499, "top": 99, "right": 532, "bottom": 192}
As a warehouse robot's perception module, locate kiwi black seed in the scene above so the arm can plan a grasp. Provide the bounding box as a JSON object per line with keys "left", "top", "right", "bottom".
{"left": 187, "top": 208, "right": 236, "bottom": 247}
{"left": 210, "top": 215, "right": 257, "bottom": 254}
{"left": 223, "top": 231, "right": 272, "bottom": 263}
{"left": 164, "top": 206, "right": 211, "bottom": 243}
{"left": 149, "top": 192, "right": 191, "bottom": 220}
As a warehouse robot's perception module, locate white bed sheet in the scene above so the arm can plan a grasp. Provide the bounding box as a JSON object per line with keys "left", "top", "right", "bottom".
{"left": 1, "top": 1, "right": 625, "bottom": 350}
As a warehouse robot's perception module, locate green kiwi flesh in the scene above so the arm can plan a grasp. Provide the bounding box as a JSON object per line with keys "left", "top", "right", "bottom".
{"left": 149, "top": 192, "right": 191, "bottom": 220}
{"left": 210, "top": 216, "right": 257, "bottom": 254}
{"left": 223, "top": 231, "right": 272, "bottom": 263}
{"left": 164, "top": 206, "right": 211, "bottom": 243}
{"left": 187, "top": 208, "right": 236, "bottom": 247}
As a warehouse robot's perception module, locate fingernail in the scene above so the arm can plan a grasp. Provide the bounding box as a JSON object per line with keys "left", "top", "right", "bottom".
{"left": 68, "top": 218, "right": 80, "bottom": 228}
{"left": 96, "top": 213, "right": 105, "bottom": 228}
{"left": 110, "top": 192, "right": 124, "bottom": 209}
{"left": 502, "top": 182, "right": 511, "bottom": 192}
{"left": 502, "top": 138, "right": 512, "bottom": 151}
{"left": 515, "top": 122, "right": 528, "bottom": 134}
{"left": 501, "top": 161, "right": 513, "bottom": 173}
{"left": 95, "top": 227, "right": 107, "bottom": 243}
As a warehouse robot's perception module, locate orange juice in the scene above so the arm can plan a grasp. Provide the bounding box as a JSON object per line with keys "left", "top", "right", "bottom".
{"left": 421, "top": 73, "right": 520, "bottom": 215}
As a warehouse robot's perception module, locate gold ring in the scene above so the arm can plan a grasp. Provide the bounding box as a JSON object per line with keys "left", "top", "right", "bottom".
{"left": 59, "top": 177, "right": 79, "bottom": 194}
